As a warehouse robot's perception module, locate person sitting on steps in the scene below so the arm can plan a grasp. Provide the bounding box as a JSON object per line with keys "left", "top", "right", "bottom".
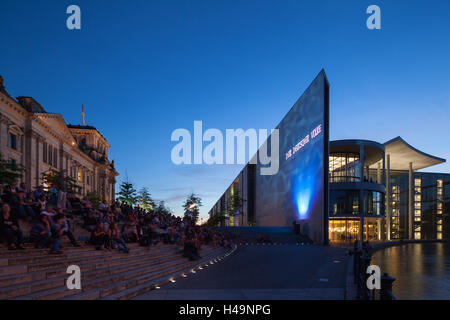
{"left": 0, "top": 203, "right": 25, "bottom": 250}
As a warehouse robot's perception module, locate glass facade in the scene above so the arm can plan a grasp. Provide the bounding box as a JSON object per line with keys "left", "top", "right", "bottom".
{"left": 328, "top": 143, "right": 385, "bottom": 242}
{"left": 329, "top": 219, "right": 360, "bottom": 242}
{"left": 329, "top": 190, "right": 383, "bottom": 216}
{"left": 329, "top": 218, "right": 380, "bottom": 242}
{"left": 389, "top": 172, "right": 450, "bottom": 240}
{"left": 364, "top": 190, "right": 383, "bottom": 215}
{"left": 329, "top": 190, "right": 359, "bottom": 215}
{"left": 329, "top": 152, "right": 361, "bottom": 182}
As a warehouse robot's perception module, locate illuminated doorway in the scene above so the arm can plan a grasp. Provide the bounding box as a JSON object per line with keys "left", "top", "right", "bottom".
{"left": 329, "top": 217, "right": 382, "bottom": 242}
{"left": 329, "top": 218, "right": 360, "bottom": 242}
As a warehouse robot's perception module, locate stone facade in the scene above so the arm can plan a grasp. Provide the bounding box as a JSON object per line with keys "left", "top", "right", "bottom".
{"left": 0, "top": 76, "right": 118, "bottom": 203}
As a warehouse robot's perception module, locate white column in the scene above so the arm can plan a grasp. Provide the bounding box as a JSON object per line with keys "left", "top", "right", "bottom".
{"left": 377, "top": 162, "right": 381, "bottom": 184}
{"left": 408, "top": 162, "right": 414, "bottom": 240}
{"left": 386, "top": 154, "right": 391, "bottom": 240}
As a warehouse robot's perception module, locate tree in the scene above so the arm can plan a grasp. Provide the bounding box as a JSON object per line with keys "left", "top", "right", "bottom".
{"left": 86, "top": 191, "right": 102, "bottom": 209}
{"left": 206, "top": 209, "right": 226, "bottom": 226}
{"left": 183, "top": 193, "right": 202, "bottom": 223}
{"left": 136, "top": 187, "right": 155, "bottom": 211}
{"left": 116, "top": 179, "right": 137, "bottom": 205}
{"left": 0, "top": 154, "right": 25, "bottom": 185}
{"left": 41, "top": 169, "right": 81, "bottom": 194}
{"left": 155, "top": 200, "right": 172, "bottom": 215}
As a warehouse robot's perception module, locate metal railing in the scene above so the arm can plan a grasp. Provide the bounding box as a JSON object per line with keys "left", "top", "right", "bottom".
{"left": 351, "top": 241, "right": 397, "bottom": 300}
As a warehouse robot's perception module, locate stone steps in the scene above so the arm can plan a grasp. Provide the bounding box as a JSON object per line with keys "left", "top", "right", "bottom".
{"left": 77, "top": 247, "right": 226, "bottom": 300}
{"left": 15, "top": 246, "right": 223, "bottom": 300}
{"left": 0, "top": 246, "right": 177, "bottom": 289}
{"left": 0, "top": 242, "right": 229, "bottom": 300}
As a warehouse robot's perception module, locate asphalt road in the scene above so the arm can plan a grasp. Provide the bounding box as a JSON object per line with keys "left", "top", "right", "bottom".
{"left": 134, "top": 244, "right": 350, "bottom": 300}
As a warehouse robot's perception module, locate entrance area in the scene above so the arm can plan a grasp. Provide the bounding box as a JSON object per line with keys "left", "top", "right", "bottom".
{"left": 329, "top": 217, "right": 382, "bottom": 242}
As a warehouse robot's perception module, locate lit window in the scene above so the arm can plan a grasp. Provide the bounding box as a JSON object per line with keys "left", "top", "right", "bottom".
{"left": 414, "top": 217, "right": 421, "bottom": 222}
{"left": 437, "top": 225, "right": 443, "bottom": 232}
{"left": 415, "top": 232, "right": 421, "bottom": 240}
{"left": 437, "top": 233, "right": 442, "bottom": 240}
{"left": 415, "top": 209, "right": 421, "bottom": 217}
{"left": 437, "top": 179, "right": 443, "bottom": 188}
{"left": 415, "top": 178, "right": 421, "bottom": 187}
{"left": 78, "top": 169, "right": 83, "bottom": 182}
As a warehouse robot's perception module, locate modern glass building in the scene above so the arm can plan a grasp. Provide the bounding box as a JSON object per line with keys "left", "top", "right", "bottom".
{"left": 209, "top": 136, "right": 449, "bottom": 243}
{"left": 207, "top": 71, "right": 448, "bottom": 244}
{"left": 328, "top": 139, "right": 386, "bottom": 242}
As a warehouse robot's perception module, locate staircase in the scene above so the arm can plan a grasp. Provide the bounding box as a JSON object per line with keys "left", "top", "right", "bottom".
{"left": 0, "top": 243, "right": 229, "bottom": 300}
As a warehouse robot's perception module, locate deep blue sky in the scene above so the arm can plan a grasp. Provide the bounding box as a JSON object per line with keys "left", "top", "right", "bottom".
{"left": 1, "top": 0, "right": 449, "bottom": 220}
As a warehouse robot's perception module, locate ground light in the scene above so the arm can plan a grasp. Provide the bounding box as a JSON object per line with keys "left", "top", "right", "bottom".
{"left": 151, "top": 244, "right": 237, "bottom": 290}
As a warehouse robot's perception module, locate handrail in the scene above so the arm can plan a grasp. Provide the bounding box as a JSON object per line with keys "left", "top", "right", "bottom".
{"left": 351, "top": 240, "right": 397, "bottom": 300}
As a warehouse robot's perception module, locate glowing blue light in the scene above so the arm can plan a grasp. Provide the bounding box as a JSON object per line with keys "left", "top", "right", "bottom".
{"left": 296, "top": 188, "right": 311, "bottom": 218}
{"left": 292, "top": 152, "right": 321, "bottom": 220}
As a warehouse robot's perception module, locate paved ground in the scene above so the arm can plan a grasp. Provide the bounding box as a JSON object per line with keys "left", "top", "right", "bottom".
{"left": 134, "top": 244, "right": 350, "bottom": 300}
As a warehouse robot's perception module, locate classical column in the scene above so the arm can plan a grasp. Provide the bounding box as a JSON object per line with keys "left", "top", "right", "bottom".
{"left": 32, "top": 133, "right": 44, "bottom": 188}
{"left": 408, "top": 162, "right": 414, "bottom": 240}
{"left": 59, "top": 143, "right": 64, "bottom": 171}
{"left": 35, "top": 136, "right": 40, "bottom": 187}
{"left": 83, "top": 167, "right": 86, "bottom": 195}
{"left": 386, "top": 154, "right": 391, "bottom": 241}
{"left": 24, "top": 123, "right": 33, "bottom": 188}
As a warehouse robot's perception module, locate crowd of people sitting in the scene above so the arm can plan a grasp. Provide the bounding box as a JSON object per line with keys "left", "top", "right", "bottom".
{"left": 0, "top": 180, "right": 234, "bottom": 260}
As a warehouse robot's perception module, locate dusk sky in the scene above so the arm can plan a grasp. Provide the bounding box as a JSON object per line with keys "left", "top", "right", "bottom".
{"left": 1, "top": 0, "right": 449, "bottom": 220}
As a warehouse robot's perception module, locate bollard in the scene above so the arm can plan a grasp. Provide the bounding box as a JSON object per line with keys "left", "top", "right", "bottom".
{"left": 380, "top": 273, "right": 396, "bottom": 300}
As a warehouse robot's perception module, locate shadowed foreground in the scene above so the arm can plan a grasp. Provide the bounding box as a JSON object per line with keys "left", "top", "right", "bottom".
{"left": 135, "top": 244, "right": 350, "bottom": 300}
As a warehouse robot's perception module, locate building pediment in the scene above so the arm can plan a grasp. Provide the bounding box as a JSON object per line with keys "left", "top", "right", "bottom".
{"left": 33, "top": 113, "right": 77, "bottom": 144}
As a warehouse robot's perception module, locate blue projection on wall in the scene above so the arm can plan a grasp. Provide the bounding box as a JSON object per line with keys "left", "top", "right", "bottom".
{"left": 254, "top": 70, "right": 329, "bottom": 244}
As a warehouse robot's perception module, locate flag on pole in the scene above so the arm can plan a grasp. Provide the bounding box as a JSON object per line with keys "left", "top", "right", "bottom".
{"left": 82, "top": 104, "right": 85, "bottom": 125}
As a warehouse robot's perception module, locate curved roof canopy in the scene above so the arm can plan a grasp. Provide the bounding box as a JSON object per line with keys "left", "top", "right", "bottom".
{"left": 382, "top": 136, "right": 446, "bottom": 171}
